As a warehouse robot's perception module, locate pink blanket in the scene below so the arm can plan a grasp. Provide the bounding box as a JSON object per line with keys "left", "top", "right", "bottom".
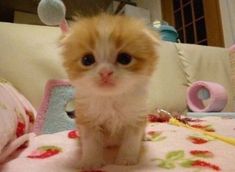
{"left": 0, "top": 79, "right": 36, "bottom": 163}
{"left": 1, "top": 116, "right": 235, "bottom": 172}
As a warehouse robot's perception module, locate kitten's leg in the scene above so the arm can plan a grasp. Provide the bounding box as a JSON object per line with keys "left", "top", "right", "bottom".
{"left": 115, "top": 124, "right": 145, "bottom": 165}
{"left": 78, "top": 125, "right": 105, "bottom": 170}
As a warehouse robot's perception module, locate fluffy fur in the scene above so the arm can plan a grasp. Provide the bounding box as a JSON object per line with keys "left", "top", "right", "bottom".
{"left": 61, "top": 13, "right": 159, "bottom": 170}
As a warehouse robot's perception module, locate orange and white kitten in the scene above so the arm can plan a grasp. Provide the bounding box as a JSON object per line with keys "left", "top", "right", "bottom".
{"left": 61, "top": 14, "right": 159, "bottom": 170}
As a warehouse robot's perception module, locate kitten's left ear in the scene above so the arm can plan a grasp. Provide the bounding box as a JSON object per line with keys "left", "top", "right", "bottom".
{"left": 143, "top": 28, "right": 161, "bottom": 45}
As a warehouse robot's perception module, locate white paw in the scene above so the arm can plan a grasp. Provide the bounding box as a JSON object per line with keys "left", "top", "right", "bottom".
{"left": 78, "top": 158, "right": 105, "bottom": 170}
{"left": 115, "top": 155, "right": 138, "bottom": 165}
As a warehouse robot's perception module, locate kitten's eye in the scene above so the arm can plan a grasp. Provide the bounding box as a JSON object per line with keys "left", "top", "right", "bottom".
{"left": 81, "top": 54, "right": 96, "bottom": 66}
{"left": 117, "top": 53, "right": 132, "bottom": 65}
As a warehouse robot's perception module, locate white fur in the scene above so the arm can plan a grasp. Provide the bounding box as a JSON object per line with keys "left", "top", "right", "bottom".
{"left": 74, "top": 80, "right": 150, "bottom": 131}
{"left": 73, "top": 76, "right": 151, "bottom": 169}
{"left": 67, "top": 16, "right": 156, "bottom": 170}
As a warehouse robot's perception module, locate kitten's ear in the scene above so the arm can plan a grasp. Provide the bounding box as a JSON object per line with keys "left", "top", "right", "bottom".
{"left": 58, "top": 17, "right": 78, "bottom": 46}
{"left": 143, "top": 28, "right": 161, "bottom": 45}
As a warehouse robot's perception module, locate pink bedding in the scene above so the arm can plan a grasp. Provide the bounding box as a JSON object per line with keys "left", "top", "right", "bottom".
{"left": 1, "top": 116, "right": 235, "bottom": 172}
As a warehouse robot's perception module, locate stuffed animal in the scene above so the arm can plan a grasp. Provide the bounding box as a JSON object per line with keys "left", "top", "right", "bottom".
{"left": 35, "top": 1, "right": 76, "bottom": 134}
{"left": 37, "top": 0, "right": 69, "bottom": 33}
{"left": 33, "top": 80, "right": 76, "bottom": 134}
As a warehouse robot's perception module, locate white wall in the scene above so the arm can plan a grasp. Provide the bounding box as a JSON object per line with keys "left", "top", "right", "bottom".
{"left": 123, "top": 5, "right": 151, "bottom": 24}
{"left": 219, "top": 0, "right": 235, "bottom": 47}
{"left": 111, "top": 2, "right": 151, "bottom": 24}
{"left": 136, "top": 0, "right": 162, "bottom": 22}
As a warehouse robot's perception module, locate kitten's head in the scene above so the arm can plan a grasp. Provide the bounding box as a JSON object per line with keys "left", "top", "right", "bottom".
{"left": 61, "top": 14, "right": 159, "bottom": 96}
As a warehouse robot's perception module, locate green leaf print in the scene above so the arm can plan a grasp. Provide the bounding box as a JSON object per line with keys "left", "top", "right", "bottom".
{"left": 0, "top": 102, "right": 7, "bottom": 109}
{"left": 166, "top": 150, "right": 185, "bottom": 161}
{"left": 158, "top": 160, "right": 176, "bottom": 169}
{"left": 180, "top": 159, "right": 194, "bottom": 167}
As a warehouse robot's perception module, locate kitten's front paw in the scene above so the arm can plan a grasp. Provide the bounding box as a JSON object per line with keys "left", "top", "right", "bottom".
{"left": 115, "top": 155, "right": 138, "bottom": 165}
{"left": 78, "top": 158, "right": 105, "bottom": 170}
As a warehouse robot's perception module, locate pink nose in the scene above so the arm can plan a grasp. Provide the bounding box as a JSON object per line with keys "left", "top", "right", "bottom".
{"left": 99, "top": 69, "right": 113, "bottom": 79}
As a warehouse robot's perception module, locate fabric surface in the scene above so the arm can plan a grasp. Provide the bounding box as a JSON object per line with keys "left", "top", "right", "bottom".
{"left": 0, "top": 79, "right": 36, "bottom": 163}
{"left": 229, "top": 51, "right": 235, "bottom": 110}
{"left": 148, "top": 41, "right": 188, "bottom": 112}
{"left": 1, "top": 116, "right": 235, "bottom": 172}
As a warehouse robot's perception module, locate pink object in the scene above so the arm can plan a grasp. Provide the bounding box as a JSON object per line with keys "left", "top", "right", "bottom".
{"left": 187, "top": 81, "right": 228, "bottom": 112}
{"left": 59, "top": 19, "right": 69, "bottom": 33}
{"left": 33, "top": 79, "right": 71, "bottom": 134}
{"left": 229, "top": 44, "right": 235, "bottom": 53}
{"left": 0, "top": 80, "right": 36, "bottom": 163}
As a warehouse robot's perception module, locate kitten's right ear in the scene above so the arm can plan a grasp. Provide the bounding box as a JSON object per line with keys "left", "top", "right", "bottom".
{"left": 59, "top": 16, "right": 79, "bottom": 46}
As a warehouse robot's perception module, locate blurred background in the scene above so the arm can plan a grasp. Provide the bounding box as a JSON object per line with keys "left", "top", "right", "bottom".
{"left": 0, "top": 0, "right": 234, "bottom": 47}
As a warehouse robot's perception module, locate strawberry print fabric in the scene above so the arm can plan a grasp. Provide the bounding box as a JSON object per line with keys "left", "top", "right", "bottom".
{"left": 1, "top": 116, "right": 235, "bottom": 172}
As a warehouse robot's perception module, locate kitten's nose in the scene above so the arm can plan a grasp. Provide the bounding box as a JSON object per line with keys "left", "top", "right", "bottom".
{"left": 99, "top": 69, "right": 113, "bottom": 79}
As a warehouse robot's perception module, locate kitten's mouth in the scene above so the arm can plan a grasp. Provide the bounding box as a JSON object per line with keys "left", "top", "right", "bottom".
{"left": 98, "top": 79, "right": 115, "bottom": 88}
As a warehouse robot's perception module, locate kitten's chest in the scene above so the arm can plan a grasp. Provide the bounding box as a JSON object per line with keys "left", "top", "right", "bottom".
{"left": 84, "top": 95, "right": 147, "bottom": 126}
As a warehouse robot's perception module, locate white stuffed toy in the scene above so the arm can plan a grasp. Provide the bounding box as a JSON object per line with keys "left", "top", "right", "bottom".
{"left": 37, "top": 0, "right": 69, "bottom": 33}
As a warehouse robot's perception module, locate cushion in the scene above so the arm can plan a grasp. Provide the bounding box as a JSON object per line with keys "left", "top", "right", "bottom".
{"left": 0, "top": 22, "right": 189, "bottom": 113}
{"left": 229, "top": 51, "right": 235, "bottom": 110}
{"left": 0, "top": 22, "right": 67, "bottom": 109}
{"left": 0, "top": 22, "right": 233, "bottom": 112}
{"left": 148, "top": 41, "right": 188, "bottom": 112}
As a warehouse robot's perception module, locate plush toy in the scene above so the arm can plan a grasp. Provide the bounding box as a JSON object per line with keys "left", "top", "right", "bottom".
{"left": 37, "top": 0, "right": 69, "bottom": 33}
{"left": 33, "top": 80, "right": 76, "bottom": 134}
{"left": 36, "top": 1, "right": 76, "bottom": 134}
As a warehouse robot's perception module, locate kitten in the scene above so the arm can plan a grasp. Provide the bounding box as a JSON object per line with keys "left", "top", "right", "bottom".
{"left": 61, "top": 13, "right": 159, "bottom": 170}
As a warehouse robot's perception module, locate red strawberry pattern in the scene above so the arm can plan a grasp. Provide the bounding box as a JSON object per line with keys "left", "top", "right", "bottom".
{"left": 190, "top": 150, "right": 214, "bottom": 158}
{"left": 148, "top": 114, "right": 160, "bottom": 122}
{"left": 192, "top": 160, "right": 220, "bottom": 171}
{"left": 68, "top": 130, "right": 79, "bottom": 139}
{"left": 17, "top": 141, "right": 29, "bottom": 150}
{"left": 187, "top": 136, "right": 208, "bottom": 144}
{"left": 16, "top": 122, "right": 25, "bottom": 137}
{"left": 190, "top": 124, "right": 215, "bottom": 132}
{"left": 148, "top": 114, "right": 169, "bottom": 123}
{"left": 27, "top": 146, "right": 62, "bottom": 159}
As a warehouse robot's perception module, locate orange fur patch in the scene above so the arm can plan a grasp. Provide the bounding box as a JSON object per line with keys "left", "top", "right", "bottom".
{"left": 61, "top": 13, "right": 159, "bottom": 80}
